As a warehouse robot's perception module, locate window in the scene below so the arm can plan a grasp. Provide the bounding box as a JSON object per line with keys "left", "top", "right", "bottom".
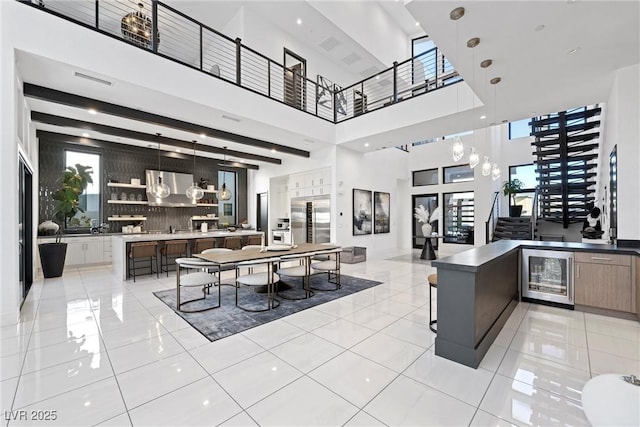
{"left": 65, "top": 150, "right": 100, "bottom": 229}
{"left": 443, "top": 164, "right": 474, "bottom": 184}
{"left": 443, "top": 192, "right": 474, "bottom": 244}
{"left": 509, "top": 164, "right": 536, "bottom": 216}
{"left": 218, "top": 170, "right": 237, "bottom": 225}
{"left": 412, "top": 169, "right": 438, "bottom": 186}
{"left": 509, "top": 118, "right": 531, "bottom": 139}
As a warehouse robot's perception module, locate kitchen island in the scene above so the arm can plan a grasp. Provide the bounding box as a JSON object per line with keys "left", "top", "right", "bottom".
{"left": 432, "top": 240, "right": 640, "bottom": 368}
{"left": 112, "top": 230, "right": 264, "bottom": 280}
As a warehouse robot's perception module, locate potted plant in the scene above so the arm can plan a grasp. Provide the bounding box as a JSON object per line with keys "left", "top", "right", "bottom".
{"left": 38, "top": 164, "right": 93, "bottom": 278}
{"left": 502, "top": 178, "right": 524, "bottom": 217}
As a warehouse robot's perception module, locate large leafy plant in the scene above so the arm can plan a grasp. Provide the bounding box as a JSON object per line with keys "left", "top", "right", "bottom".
{"left": 51, "top": 164, "right": 93, "bottom": 242}
{"left": 502, "top": 178, "right": 523, "bottom": 204}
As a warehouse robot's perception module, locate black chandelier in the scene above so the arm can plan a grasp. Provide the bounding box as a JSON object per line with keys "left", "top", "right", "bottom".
{"left": 121, "top": 2, "right": 159, "bottom": 49}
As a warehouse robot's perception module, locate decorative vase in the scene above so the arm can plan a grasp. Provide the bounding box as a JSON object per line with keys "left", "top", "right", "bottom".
{"left": 38, "top": 220, "right": 59, "bottom": 236}
{"left": 421, "top": 223, "right": 432, "bottom": 237}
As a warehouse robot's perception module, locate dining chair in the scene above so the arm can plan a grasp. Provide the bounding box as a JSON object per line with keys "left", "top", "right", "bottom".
{"left": 235, "top": 257, "right": 281, "bottom": 312}
{"left": 175, "top": 257, "right": 220, "bottom": 312}
{"left": 200, "top": 248, "right": 235, "bottom": 282}
{"left": 277, "top": 252, "right": 316, "bottom": 300}
{"left": 310, "top": 248, "right": 342, "bottom": 290}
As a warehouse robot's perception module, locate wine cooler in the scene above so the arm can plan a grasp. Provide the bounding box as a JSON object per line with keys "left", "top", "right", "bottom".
{"left": 521, "top": 249, "right": 574, "bottom": 305}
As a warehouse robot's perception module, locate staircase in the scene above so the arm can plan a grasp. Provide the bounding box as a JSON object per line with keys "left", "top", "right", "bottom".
{"left": 531, "top": 106, "right": 601, "bottom": 228}
{"left": 492, "top": 217, "right": 533, "bottom": 241}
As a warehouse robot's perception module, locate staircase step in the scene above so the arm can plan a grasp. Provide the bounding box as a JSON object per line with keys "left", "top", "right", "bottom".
{"left": 532, "top": 120, "right": 600, "bottom": 138}
{"left": 532, "top": 142, "right": 599, "bottom": 157}
{"left": 531, "top": 132, "right": 600, "bottom": 147}
{"left": 530, "top": 108, "right": 601, "bottom": 127}
{"left": 536, "top": 164, "right": 597, "bottom": 174}
{"left": 535, "top": 154, "right": 599, "bottom": 165}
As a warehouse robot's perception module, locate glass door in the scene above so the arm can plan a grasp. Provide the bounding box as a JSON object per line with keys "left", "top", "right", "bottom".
{"left": 521, "top": 249, "right": 574, "bottom": 304}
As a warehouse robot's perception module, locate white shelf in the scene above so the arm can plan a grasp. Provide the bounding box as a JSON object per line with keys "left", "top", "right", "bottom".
{"left": 202, "top": 189, "right": 218, "bottom": 193}
{"left": 107, "top": 182, "right": 146, "bottom": 189}
{"left": 191, "top": 216, "right": 219, "bottom": 220}
{"left": 107, "top": 200, "right": 148, "bottom": 205}
{"left": 195, "top": 203, "right": 219, "bottom": 207}
{"left": 108, "top": 216, "right": 147, "bottom": 221}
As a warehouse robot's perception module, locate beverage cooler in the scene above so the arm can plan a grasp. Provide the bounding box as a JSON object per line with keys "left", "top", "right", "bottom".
{"left": 521, "top": 249, "right": 574, "bottom": 306}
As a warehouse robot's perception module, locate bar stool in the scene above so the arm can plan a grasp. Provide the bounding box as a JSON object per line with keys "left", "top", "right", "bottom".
{"left": 246, "top": 235, "right": 262, "bottom": 246}
{"left": 128, "top": 241, "right": 159, "bottom": 282}
{"left": 428, "top": 274, "right": 437, "bottom": 333}
{"left": 192, "top": 238, "right": 215, "bottom": 254}
{"left": 223, "top": 236, "right": 243, "bottom": 250}
{"left": 160, "top": 240, "right": 188, "bottom": 276}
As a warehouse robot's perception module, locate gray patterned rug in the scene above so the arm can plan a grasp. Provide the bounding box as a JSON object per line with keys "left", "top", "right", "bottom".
{"left": 153, "top": 274, "right": 382, "bottom": 342}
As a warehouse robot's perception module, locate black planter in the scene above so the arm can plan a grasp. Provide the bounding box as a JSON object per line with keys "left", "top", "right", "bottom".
{"left": 509, "top": 205, "right": 523, "bottom": 217}
{"left": 38, "top": 243, "right": 68, "bottom": 278}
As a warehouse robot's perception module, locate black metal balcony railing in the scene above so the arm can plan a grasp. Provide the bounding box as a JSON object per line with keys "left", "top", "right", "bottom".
{"left": 20, "top": 0, "right": 461, "bottom": 123}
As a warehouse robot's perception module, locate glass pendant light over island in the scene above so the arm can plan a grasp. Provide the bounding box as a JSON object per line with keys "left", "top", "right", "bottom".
{"left": 185, "top": 140, "right": 204, "bottom": 201}
{"left": 150, "top": 137, "right": 170, "bottom": 199}
{"left": 218, "top": 147, "right": 232, "bottom": 201}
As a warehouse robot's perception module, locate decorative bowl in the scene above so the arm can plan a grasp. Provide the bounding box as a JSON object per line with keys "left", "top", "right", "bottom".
{"left": 227, "top": 227, "right": 237, "bottom": 232}
{"left": 241, "top": 224, "right": 251, "bottom": 229}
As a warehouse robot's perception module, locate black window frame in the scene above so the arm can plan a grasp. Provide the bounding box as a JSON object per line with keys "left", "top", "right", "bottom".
{"left": 442, "top": 164, "right": 474, "bottom": 184}
{"left": 443, "top": 191, "right": 475, "bottom": 245}
{"left": 412, "top": 168, "right": 439, "bottom": 186}
{"left": 63, "top": 147, "right": 102, "bottom": 232}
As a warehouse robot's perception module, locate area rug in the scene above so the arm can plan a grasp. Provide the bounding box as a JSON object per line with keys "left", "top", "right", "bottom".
{"left": 153, "top": 274, "right": 382, "bottom": 342}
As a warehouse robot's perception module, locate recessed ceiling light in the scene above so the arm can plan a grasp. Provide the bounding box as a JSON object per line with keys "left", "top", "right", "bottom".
{"left": 271, "top": 149, "right": 276, "bottom": 153}
{"left": 568, "top": 47, "right": 581, "bottom": 54}
{"left": 296, "top": 18, "right": 302, "bottom": 25}
{"left": 200, "top": 133, "right": 206, "bottom": 138}
{"left": 534, "top": 24, "right": 546, "bottom": 32}
{"left": 87, "top": 108, "right": 97, "bottom": 115}
{"left": 176, "top": 148, "right": 181, "bottom": 153}
{"left": 82, "top": 132, "right": 90, "bottom": 137}
{"left": 364, "top": 143, "right": 369, "bottom": 147}
{"left": 415, "top": 21, "right": 420, "bottom": 26}
{"left": 480, "top": 115, "right": 486, "bottom": 120}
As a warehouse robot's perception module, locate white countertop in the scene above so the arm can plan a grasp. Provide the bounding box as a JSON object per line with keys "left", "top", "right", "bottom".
{"left": 112, "top": 230, "right": 263, "bottom": 242}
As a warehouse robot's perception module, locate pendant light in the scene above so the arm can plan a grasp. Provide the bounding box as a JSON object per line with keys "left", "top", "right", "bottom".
{"left": 218, "top": 147, "right": 232, "bottom": 201}
{"left": 489, "top": 76, "right": 503, "bottom": 181}
{"left": 450, "top": 6, "right": 465, "bottom": 161}
{"left": 481, "top": 155, "right": 492, "bottom": 176}
{"left": 185, "top": 140, "right": 204, "bottom": 201}
{"left": 492, "top": 163, "right": 501, "bottom": 181}
{"left": 150, "top": 134, "right": 170, "bottom": 199}
{"left": 467, "top": 37, "right": 480, "bottom": 168}
{"left": 469, "top": 147, "right": 480, "bottom": 168}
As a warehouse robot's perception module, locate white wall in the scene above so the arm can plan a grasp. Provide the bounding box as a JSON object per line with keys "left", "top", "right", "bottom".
{"left": 308, "top": 1, "right": 410, "bottom": 67}
{"left": 335, "top": 146, "right": 408, "bottom": 257}
{"left": 242, "top": 8, "right": 361, "bottom": 88}
{"left": 600, "top": 64, "right": 640, "bottom": 240}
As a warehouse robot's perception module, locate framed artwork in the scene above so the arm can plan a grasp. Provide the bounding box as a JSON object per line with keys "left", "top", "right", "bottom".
{"left": 334, "top": 83, "right": 347, "bottom": 116}
{"left": 353, "top": 189, "right": 372, "bottom": 235}
{"left": 317, "top": 75, "right": 333, "bottom": 109}
{"left": 374, "top": 192, "right": 390, "bottom": 234}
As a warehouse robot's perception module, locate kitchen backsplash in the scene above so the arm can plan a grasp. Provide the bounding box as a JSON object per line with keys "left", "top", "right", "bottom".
{"left": 38, "top": 139, "right": 247, "bottom": 233}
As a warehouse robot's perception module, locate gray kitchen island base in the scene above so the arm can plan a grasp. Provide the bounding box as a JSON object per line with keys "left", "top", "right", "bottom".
{"left": 432, "top": 241, "right": 520, "bottom": 368}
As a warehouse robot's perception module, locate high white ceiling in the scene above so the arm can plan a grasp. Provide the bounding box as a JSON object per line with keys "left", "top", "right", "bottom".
{"left": 19, "top": 0, "right": 640, "bottom": 162}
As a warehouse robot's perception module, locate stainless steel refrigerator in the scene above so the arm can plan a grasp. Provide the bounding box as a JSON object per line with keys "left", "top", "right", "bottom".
{"left": 291, "top": 196, "right": 331, "bottom": 244}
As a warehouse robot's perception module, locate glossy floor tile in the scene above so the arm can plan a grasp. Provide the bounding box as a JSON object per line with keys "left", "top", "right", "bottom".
{"left": 4, "top": 251, "right": 637, "bottom": 426}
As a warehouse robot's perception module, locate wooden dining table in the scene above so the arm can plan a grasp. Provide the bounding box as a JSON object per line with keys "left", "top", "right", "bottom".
{"left": 195, "top": 243, "right": 341, "bottom": 265}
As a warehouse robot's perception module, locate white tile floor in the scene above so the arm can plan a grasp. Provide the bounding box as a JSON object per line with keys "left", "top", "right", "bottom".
{"left": 1, "top": 249, "right": 639, "bottom": 426}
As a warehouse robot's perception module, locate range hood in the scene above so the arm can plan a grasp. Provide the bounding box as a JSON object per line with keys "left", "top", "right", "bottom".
{"left": 145, "top": 170, "right": 197, "bottom": 207}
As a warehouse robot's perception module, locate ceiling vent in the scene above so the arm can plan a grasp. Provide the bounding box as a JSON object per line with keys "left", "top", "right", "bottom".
{"left": 74, "top": 72, "right": 112, "bottom": 86}
{"left": 341, "top": 52, "right": 362, "bottom": 65}
{"left": 319, "top": 36, "right": 341, "bottom": 51}
{"left": 221, "top": 115, "right": 241, "bottom": 122}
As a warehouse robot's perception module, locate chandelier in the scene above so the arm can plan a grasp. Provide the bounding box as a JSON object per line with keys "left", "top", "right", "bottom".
{"left": 121, "top": 2, "right": 158, "bottom": 49}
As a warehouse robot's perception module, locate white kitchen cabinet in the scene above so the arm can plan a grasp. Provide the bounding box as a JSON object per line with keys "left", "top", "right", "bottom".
{"left": 64, "top": 237, "right": 105, "bottom": 266}
{"left": 288, "top": 173, "right": 305, "bottom": 190}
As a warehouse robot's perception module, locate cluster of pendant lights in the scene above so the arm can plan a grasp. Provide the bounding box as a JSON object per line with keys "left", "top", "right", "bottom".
{"left": 450, "top": 6, "right": 501, "bottom": 181}
{"left": 148, "top": 134, "right": 232, "bottom": 201}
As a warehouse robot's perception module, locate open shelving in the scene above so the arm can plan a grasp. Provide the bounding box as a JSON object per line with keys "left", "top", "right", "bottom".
{"left": 191, "top": 216, "right": 219, "bottom": 221}
{"left": 107, "top": 182, "right": 146, "bottom": 189}
{"left": 108, "top": 216, "right": 147, "bottom": 221}
{"left": 107, "top": 200, "right": 148, "bottom": 205}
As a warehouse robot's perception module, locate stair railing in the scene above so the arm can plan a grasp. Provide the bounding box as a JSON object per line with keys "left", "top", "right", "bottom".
{"left": 19, "top": 0, "right": 460, "bottom": 124}
{"left": 531, "top": 188, "right": 539, "bottom": 240}
{"left": 485, "top": 191, "right": 500, "bottom": 244}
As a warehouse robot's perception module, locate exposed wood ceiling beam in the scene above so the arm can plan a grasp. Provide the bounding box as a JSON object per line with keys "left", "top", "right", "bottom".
{"left": 31, "top": 112, "right": 279, "bottom": 165}
{"left": 24, "top": 83, "right": 310, "bottom": 158}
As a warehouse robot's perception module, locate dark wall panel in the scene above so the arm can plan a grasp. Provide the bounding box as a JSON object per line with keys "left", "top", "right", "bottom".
{"left": 38, "top": 139, "right": 247, "bottom": 232}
